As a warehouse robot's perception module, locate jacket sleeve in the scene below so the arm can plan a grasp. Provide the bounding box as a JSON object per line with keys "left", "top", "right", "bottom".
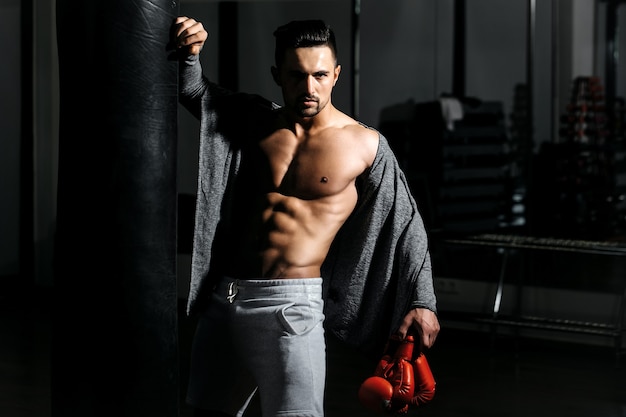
{"left": 178, "top": 54, "right": 206, "bottom": 119}
{"left": 178, "top": 53, "right": 233, "bottom": 120}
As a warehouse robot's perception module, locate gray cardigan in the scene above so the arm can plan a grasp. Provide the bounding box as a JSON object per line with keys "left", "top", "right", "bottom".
{"left": 179, "top": 55, "right": 437, "bottom": 357}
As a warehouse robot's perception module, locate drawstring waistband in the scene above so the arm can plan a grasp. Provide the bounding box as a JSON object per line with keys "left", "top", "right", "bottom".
{"left": 217, "top": 277, "right": 323, "bottom": 304}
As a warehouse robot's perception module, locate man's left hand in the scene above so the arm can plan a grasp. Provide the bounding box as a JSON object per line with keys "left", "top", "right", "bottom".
{"left": 397, "top": 308, "right": 440, "bottom": 349}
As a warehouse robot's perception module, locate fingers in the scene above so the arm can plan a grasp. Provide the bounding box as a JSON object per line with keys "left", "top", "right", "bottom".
{"left": 420, "top": 326, "right": 437, "bottom": 349}
{"left": 172, "top": 16, "right": 208, "bottom": 55}
{"left": 397, "top": 308, "right": 440, "bottom": 350}
{"left": 419, "top": 312, "right": 440, "bottom": 349}
{"left": 174, "top": 16, "right": 188, "bottom": 25}
{"left": 396, "top": 315, "right": 413, "bottom": 339}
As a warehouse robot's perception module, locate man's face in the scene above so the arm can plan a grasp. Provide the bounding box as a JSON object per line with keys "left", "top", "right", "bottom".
{"left": 273, "top": 46, "right": 341, "bottom": 119}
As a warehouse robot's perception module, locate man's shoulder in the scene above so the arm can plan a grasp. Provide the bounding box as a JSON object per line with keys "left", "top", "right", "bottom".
{"left": 339, "top": 121, "right": 380, "bottom": 167}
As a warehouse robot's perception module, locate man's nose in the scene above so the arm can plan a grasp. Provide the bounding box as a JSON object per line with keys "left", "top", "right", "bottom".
{"left": 305, "top": 75, "right": 315, "bottom": 94}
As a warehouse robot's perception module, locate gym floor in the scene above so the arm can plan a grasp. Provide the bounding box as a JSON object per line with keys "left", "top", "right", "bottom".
{"left": 2, "top": 289, "right": 626, "bottom": 417}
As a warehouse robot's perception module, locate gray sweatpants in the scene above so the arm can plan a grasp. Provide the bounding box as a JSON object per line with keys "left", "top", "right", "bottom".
{"left": 186, "top": 277, "right": 326, "bottom": 417}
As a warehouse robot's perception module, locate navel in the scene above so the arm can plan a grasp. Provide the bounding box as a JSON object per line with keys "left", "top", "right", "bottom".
{"left": 320, "top": 176, "right": 328, "bottom": 183}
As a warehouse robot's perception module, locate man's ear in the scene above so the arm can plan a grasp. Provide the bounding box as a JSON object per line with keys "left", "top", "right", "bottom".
{"left": 333, "top": 64, "right": 341, "bottom": 86}
{"left": 271, "top": 66, "right": 281, "bottom": 86}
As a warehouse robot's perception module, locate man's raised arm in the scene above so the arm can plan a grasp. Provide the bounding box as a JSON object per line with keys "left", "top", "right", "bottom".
{"left": 171, "top": 16, "right": 209, "bottom": 117}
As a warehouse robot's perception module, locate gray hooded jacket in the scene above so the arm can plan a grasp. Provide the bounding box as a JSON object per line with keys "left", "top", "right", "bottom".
{"left": 179, "top": 54, "right": 437, "bottom": 357}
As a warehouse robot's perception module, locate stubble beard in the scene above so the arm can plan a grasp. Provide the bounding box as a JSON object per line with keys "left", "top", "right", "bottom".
{"left": 298, "top": 106, "right": 320, "bottom": 118}
{"left": 295, "top": 97, "right": 322, "bottom": 118}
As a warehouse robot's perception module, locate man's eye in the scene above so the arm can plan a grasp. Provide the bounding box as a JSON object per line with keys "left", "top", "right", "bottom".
{"left": 288, "top": 72, "right": 305, "bottom": 80}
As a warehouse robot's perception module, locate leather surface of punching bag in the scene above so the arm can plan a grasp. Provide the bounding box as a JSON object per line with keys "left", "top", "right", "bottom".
{"left": 54, "top": 1, "right": 179, "bottom": 416}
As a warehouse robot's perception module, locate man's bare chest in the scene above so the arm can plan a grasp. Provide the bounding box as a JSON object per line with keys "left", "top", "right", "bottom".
{"left": 257, "top": 133, "right": 358, "bottom": 199}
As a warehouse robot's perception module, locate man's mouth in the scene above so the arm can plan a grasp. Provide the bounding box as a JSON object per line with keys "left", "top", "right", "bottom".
{"left": 300, "top": 96, "right": 318, "bottom": 105}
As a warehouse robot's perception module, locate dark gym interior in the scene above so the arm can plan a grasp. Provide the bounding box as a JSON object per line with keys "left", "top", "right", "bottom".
{"left": 2, "top": 1, "right": 626, "bottom": 416}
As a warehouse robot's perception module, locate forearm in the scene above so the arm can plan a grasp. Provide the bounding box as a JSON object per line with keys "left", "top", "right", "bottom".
{"left": 178, "top": 53, "right": 208, "bottom": 119}
{"left": 411, "top": 251, "right": 437, "bottom": 313}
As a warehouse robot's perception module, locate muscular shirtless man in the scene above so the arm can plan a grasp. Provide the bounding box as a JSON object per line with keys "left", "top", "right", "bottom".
{"left": 172, "top": 17, "right": 439, "bottom": 417}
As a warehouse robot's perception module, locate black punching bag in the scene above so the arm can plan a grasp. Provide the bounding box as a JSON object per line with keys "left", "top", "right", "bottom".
{"left": 54, "top": 1, "right": 179, "bottom": 416}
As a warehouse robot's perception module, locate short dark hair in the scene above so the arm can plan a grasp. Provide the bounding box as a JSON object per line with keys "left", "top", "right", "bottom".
{"left": 273, "top": 20, "right": 338, "bottom": 67}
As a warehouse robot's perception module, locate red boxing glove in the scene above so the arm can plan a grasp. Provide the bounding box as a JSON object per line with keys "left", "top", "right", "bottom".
{"left": 358, "top": 376, "right": 394, "bottom": 412}
{"left": 410, "top": 352, "right": 436, "bottom": 406}
{"left": 359, "top": 335, "right": 416, "bottom": 414}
